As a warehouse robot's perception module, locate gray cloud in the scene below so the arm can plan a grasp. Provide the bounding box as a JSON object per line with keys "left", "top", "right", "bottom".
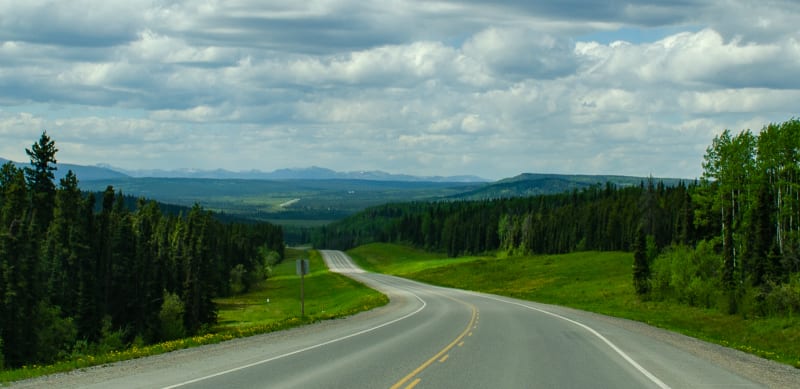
{"left": 0, "top": 0, "right": 143, "bottom": 47}
{"left": 0, "top": 1, "right": 798, "bottom": 180}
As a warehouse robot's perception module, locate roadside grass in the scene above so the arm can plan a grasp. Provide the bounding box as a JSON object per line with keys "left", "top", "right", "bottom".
{"left": 216, "top": 249, "right": 388, "bottom": 328}
{"left": 349, "top": 243, "right": 800, "bottom": 369}
{"left": 347, "top": 243, "right": 483, "bottom": 274}
{"left": 0, "top": 248, "right": 387, "bottom": 384}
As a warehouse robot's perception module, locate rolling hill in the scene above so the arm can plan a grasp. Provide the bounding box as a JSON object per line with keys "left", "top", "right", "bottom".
{"left": 448, "top": 173, "right": 691, "bottom": 200}
{"left": 0, "top": 157, "right": 129, "bottom": 181}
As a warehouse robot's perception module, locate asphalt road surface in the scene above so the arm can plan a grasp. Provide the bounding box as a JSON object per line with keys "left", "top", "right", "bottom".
{"left": 14, "top": 250, "right": 799, "bottom": 388}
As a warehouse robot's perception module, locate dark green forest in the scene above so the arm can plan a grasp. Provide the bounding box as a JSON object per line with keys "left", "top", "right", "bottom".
{"left": 0, "top": 133, "right": 284, "bottom": 369}
{"left": 314, "top": 180, "right": 692, "bottom": 256}
{"left": 315, "top": 119, "right": 800, "bottom": 318}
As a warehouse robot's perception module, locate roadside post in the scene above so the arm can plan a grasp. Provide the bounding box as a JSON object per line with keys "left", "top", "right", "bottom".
{"left": 296, "top": 259, "right": 310, "bottom": 317}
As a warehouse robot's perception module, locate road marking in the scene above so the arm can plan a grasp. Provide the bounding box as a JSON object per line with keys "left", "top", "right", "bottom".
{"left": 439, "top": 354, "right": 449, "bottom": 363}
{"left": 405, "top": 378, "right": 422, "bottom": 389}
{"left": 278, "top": 198, "right": 300, "bottom": 208}
{"left": 320, "top": 249, "right": 366, "bottom": 274}
{"left": 390, "top": 305, "right": 477, "bottom": 389}
{"left": 163, "top": 293, "right": 427, "bottom": 388}
{"left": 458, "top": 341, "right": 464, "bottom": 347}
{"left": 474, "top": 293, "right": 671, "bottom": 389}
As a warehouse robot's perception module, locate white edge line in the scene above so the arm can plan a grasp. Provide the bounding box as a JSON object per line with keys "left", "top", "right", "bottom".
{"left": 322, "top": 251, "right": 667, "bottom": 388}
{"left": 163, "top": 288, "right": 426, "bottom": 388}
{"left": 472, "top": 293, "right": 671, "bottom": 389}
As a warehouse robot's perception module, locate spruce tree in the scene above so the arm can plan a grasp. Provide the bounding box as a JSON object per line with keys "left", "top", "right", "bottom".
{"left": 44, "top": 170, "right": 83, "bottom": 316}
{"left": 24, "top": 131, "right": 58, "bottom": 236}
{"left": 0, "top": 167, "right": 39, "bottom": 366}
{"left": 76, "top": 192, "right": 100, "bottom": 340}
{"left": 98, "top": 186, "right": 115, "bottom": 317}
{"left": 632, "top": 227, "right": 650, "bottom": 295}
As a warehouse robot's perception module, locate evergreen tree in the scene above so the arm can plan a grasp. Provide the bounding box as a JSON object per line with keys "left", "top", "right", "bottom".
{"left": 0, "top": 166, "right": 39, "bottom": 366}
{"left": 632, "top": 227, "right": 650, "bottom": 295}
{"left": 109, "top": 193, "right": 136, "bottom": 333}
{"left": 24, "top": 131, "right": 58, "bottom": 236}
{"left": 97, "top": 186, "right": 115, "bottom": 318}
{"left": 182, "top": 205, "right": 217, "bottom": 334}
{"left": 0, "top": 134, "right": 286, "bottom": 366}
{"left": 43, "top": 170, "right": 85, "bottom": 317}
{"left": 76, "top": 192, "right": 100, "bottom": 340}
{"left": 131, "top": 200, "right": 165, "bottom": 340}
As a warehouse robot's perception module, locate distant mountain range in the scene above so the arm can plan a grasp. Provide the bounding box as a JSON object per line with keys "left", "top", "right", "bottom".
{"left": 97, "top": 164, "right": 487, "bottom": 183}
{"left": 0, "top": 157, "right": 129, "bottom": 181}
{"left": 1, "top": 158, "right": 485, "bottom": 182}
{"left": 1, "top": 157, "right": 692, "bottom": 201}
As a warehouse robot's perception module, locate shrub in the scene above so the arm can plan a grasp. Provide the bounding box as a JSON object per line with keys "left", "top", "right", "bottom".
{"left": 97, "top": 316, "right": 126, "bottom": 354}
{"left": 34, "top": 303, "right": 77, "bottom": 363}
{"left": 764, "top": 277, "right": 800, "bottom": 317}
{"left": 650, "top": 246, "right": 679, "bottom": 300}
{"left": 739, "top": 285, "right": 767, "bottom": 318}
{"left": 159, "top": 292, "right": 186, "bottom": 341}
{"left": 687, "top": 276, "right": 718, "bottom": 308}
{"left": 229, "top": 264, "right": 247, "bottom": 295}
{"left": 648, "top": 243, "right": 722, "bottom": 307}
{"left": 261, "top": 249, "right": 282, "bottom": 278}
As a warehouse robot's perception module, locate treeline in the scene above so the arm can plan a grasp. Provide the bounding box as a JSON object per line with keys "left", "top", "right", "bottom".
{"left": 313, "top": 180, "right": 695, "bottom": 256}
{"left": 0, "top": 133, "right": 284, "bottom": 368}
{"left": 315, "top": 119, "right": 800, "bottom": 318}
{"left": 656, "top": 119, "right": 800, "bottom": 315}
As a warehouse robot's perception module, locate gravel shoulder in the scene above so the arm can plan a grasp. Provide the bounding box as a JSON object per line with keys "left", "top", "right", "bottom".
{"left": 559, "top": 305, "right": 800, "bottom": 389}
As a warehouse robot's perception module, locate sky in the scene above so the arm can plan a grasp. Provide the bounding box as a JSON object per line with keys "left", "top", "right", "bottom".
{"left": 1, "top": 1, "right": 798, "bottom": 180}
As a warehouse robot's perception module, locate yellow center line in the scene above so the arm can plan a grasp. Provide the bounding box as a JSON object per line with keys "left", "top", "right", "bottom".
{"left": 390, "top": 304, "right": 478, "bottom": 389}
{"left": 439, "top": 354, "right": 449, "bottom": 363}
{"left": 404, "top": 378, "right": 422, "bottom": 389}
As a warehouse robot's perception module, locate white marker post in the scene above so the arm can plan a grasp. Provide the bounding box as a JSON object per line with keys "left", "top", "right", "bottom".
{"left": 296, "top": 259, "right": 310, "bottom": 316}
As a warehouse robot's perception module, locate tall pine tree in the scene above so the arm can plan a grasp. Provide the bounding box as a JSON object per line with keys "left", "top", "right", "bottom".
{"left": 24, "top": 131, "right": 58, "bottom": 237}
{"left": 632, "top": 227, "right": 650, "bottom": 295}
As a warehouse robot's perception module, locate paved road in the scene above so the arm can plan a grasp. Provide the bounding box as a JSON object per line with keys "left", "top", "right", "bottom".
{"left": 14, "top": 250, "right": 789, "bottom": 388}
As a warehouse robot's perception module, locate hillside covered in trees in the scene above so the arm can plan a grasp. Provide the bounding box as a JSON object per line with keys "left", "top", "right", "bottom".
{"left": 0, "top": 133, "right": 284, "bottom": 369}
{"left": 315, "top": 119, "right": 800, "bottom": 318}
{"left": 314, "top": 180, "right": 692, "bottom": 256}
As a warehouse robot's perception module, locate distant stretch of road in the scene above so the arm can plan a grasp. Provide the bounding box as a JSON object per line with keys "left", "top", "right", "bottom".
{"left": 15, "top": 250, "right": 794, "bottom": 388}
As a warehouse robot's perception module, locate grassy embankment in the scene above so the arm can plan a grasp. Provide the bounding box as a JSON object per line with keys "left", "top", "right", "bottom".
{"left": 215, "top": 249, "right": 387, "bottom": 329}
{"left": 348, "top": 243, "right": 800, "bottom": 368}
{"left": 0, "top": 248, "right": 387, "bottom": 383}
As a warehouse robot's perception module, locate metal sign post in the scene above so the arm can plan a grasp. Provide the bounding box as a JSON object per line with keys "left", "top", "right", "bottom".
{"left": 296, "top": 259, "right": 309, "bottom": 317}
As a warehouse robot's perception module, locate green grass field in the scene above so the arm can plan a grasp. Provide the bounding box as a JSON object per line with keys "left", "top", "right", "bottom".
{"left": 347, "top": 244, "right": 480, "bottom": 274}
{"left": 348, "top": 243, "right": 800, "bottom": 368}
{"left": 216, "top": 248, "right": 388, "bottom": 328}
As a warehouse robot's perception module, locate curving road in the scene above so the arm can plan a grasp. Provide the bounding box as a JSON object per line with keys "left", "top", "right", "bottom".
{"left": 14, "top": 250, "right": 797, "bottom": 388}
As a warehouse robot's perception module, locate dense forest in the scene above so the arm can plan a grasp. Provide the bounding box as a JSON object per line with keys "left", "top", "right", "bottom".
{"left": 313, "top": 180, "right": 693, "bottom": 256}
{"left": 315, "top": 119, "right": 800, "bottom": 317}
{"left": 0, "top": 133, "right": 285, "bottom": 369}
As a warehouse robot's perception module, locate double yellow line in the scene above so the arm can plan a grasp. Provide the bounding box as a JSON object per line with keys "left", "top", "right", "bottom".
{"left": 390, "top": 303, "right": 478, "bottom": 389}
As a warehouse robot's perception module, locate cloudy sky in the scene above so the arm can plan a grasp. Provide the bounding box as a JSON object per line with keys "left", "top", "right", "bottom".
{"left": 1, "top": 1, "right": 798, "bottom": 180}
